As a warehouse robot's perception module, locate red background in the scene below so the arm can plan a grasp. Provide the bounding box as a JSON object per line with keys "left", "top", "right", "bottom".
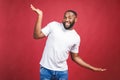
{"left": 0, "top": 0, "right": 120, "bottom": 80}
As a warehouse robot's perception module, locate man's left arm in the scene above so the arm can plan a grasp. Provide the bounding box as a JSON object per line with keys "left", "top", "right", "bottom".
{"left": 70, "top": 52, "right": 107, "bottom": 72}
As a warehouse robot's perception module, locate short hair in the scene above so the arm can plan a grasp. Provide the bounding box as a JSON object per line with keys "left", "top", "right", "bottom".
{"left": 64, "top": 10, "right": 77, "bottom": 17}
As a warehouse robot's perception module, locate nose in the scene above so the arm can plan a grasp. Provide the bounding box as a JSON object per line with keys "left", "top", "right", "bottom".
{"left": 65, "top": 18, "right": 69, "bottom": 22}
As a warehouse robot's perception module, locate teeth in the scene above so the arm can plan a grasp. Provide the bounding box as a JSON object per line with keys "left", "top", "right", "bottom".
{"left": 66, "top": 22, "right": 70, "bottom": 25}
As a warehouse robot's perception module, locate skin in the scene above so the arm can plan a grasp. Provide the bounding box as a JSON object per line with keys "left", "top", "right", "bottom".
{"left": 62, "top": 12, "right": 76, "bottom": 30}
{"left": 30, "top": 4, "right": 107, "bottom": 72}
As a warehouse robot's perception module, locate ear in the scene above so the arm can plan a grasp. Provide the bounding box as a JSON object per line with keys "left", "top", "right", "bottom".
{"left": 75, "top": 18, "right": 77, "bottom": 22}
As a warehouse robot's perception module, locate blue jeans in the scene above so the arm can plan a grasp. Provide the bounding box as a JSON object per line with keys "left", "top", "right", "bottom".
{"left": 40, "top": 66, "right": 68, "bottom": 80}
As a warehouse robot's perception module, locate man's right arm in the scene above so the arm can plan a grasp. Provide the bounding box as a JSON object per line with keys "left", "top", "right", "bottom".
{"left": 31, "top": 4, "right": 45, "bottom": 39}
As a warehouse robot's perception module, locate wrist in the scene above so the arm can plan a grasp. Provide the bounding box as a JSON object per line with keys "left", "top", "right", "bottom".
{"left": 38, "top": 14, "right": 43, "bottom": 17}
{"left": 88, "top": 66, "right": 95, "bottom": 71}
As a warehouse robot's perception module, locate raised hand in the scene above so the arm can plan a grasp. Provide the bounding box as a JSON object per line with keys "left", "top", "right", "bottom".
{"left": 30, "top": 4, "right": 43, "bottom": 16}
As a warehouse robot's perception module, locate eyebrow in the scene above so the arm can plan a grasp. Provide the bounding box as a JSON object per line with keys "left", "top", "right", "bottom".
{"left": 64, "top": 14, "right": 75, "bottom": 18}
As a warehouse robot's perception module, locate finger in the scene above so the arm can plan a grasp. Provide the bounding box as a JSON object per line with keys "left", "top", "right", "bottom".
{"left": 30, "top": 4, "right": 35, "bottom": 10}
{"left": 30, "top": 4, "right": 36, "bottom": 10}
{"left": 100, "top": 68, "right": 107, "bottom": 71}
{"left": 102, "top": 69, "right": 107, "bottom": 71}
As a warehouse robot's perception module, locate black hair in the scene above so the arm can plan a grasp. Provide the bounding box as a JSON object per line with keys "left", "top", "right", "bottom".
{"left": 64, "top": 10, "right": 77, "bottom": 17}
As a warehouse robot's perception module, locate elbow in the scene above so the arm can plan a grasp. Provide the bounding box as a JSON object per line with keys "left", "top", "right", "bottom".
{"left": 33, "top": 34, "right": 41, "bottom": 39}
{"left": 70, "top": 53, "right": 79, "bottom": 62}
{"left": 72, "top": 58, "right": 76, "bottom": 62}
{"left": 33, "top": 32, "right": 45, "bottom": 39}
{"left": 33, "top": 36, "right": 40, "bottom": 39}
{"left": 71, "top": 56, "right": 76, "bottom": 62}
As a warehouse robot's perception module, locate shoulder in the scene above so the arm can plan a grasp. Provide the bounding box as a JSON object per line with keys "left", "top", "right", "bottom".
{"left": 73, "top": 30, "right": 80, "bottom": 38}
{"left": 47, "top": 21, "right": 62, "bottom": 30}
{"left": 48, "top": 21, "right": 60, "bottom": 26}
{"left": 73, "top": 30, "right": 81, "bottom": 42}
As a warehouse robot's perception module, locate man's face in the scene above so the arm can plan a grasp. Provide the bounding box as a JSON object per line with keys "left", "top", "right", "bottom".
{"left": 62, "top": 12, "right": 77, "bottom": 30}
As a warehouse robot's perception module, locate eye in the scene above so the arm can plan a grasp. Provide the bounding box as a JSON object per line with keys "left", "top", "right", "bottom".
{"left": 64, "top": 16, "right": 67, "bottom": 19}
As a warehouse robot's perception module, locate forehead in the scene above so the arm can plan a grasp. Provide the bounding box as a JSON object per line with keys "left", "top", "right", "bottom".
{"left": 64, "top": 12, "right": 76, "bottom": 17}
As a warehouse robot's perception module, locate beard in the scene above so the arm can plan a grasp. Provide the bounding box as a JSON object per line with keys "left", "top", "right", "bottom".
{"left": 62, "top": 21, "right": 75, "bottom": 30}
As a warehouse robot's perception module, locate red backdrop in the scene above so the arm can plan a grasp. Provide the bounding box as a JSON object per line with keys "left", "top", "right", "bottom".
{"left": 0, "top": 0, "right": 120, "bottom": 80}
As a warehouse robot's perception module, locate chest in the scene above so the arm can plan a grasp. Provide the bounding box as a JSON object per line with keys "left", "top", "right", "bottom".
{"left": 49, "top": 27, "right": 77, "bottom": 48}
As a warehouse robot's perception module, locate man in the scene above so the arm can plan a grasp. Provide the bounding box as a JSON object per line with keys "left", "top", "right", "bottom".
{"left": 30, "top": 4, "right": 106, "bottom": 80}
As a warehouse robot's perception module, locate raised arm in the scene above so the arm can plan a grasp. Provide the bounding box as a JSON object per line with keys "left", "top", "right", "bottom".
{"left": 70, "top": 52, "right": 107, "bottom": 72}
{"left": 30, "top": 4, "right": 45, "bottom": 39}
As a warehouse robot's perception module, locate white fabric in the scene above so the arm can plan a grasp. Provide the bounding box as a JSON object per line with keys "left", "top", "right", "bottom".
{"left": 40, "top": 21, "right": 80, "bottom": 71}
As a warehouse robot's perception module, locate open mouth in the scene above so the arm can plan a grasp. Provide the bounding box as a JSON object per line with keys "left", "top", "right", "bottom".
{"left": 65, "top": 22, "right": 70, "bottom": 27}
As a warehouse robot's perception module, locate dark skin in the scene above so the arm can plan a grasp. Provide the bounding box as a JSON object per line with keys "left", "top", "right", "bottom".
{"left": 31, "top": 4, "right": 107, "bottom": 72}
{"left": 62, "top": 12, "right": 76, "bottom": 30}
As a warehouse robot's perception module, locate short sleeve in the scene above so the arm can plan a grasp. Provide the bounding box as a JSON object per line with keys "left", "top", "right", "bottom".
{"left": 70, "top": 38, "right": 80, "bottom": 53}
{"left": 41, "top": 22, "right": 52, "bottom": 36}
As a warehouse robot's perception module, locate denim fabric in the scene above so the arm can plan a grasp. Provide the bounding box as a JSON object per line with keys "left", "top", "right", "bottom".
{"left": 40, "top": 66, "right": 68, "bottom": 80}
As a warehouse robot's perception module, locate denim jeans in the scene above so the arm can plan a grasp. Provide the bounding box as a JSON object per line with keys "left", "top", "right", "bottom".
{"left": 40, "top": 66, "right": 68, "bottom": 80}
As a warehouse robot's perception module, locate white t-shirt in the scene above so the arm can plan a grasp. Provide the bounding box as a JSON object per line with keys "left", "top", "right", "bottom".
{"left": 40, "top": 21, "right": 80, "bottom": 71}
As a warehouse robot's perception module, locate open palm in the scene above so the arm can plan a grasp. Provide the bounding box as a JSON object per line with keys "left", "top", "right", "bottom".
{"left": 30, "top": 4, "right": 43, "bottom": 16}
